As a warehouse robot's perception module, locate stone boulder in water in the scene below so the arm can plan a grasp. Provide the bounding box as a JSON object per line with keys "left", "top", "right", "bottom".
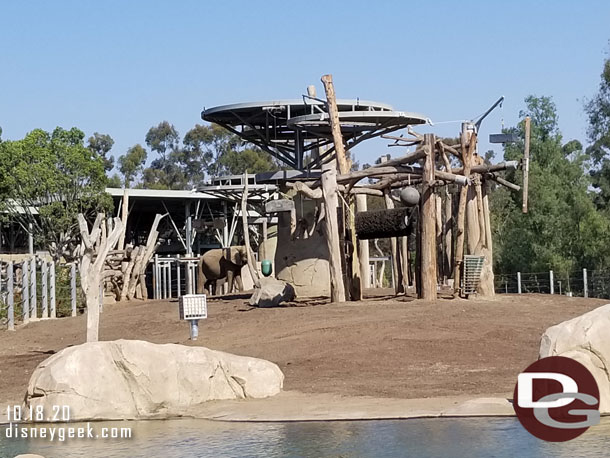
{"left": 539, "top": 303, "right": 610, "bottom": 413}
{"left": 25, "top": 340, "right": 284, "bottom": 421}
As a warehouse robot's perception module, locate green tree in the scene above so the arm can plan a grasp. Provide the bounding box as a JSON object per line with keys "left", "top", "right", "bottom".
{"left": 0, "top": 127, "right": 111, "bottom": 260}
{"left": 87, "top": 132, "right": 115, "bottom": 172}
{"left": 142, "top": 121, "right": 187, "bottom": 189}
{"left": 118, "top": 144, "right": 147, "bottom": 187}
{"left": 585, "top": 55, "right": 610, "bottom": 210}
{"left": 491, "top": 96, "right": 610, "bottom": 274}
{"left": 218, "top": 147, "right": 279, "bottom": 175}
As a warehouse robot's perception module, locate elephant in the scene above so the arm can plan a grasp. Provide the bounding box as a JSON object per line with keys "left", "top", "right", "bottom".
{"left": 197, "top": 246, "right": 248, "bottom": 295}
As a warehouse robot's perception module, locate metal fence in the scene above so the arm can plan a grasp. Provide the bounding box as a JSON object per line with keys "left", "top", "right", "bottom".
{"left": 495, "top": 268, "right": 610, "bottom": 299}
{"left": 0, "top": 257, "right": 83, "bottom": 331}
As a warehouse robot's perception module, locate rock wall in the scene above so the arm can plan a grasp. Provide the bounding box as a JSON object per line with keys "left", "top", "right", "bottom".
{"left": 539, "top": 303, "right": 610, "bottom": 413}
{"left": 25, "top": 340, "right": 284, "bottom": 421}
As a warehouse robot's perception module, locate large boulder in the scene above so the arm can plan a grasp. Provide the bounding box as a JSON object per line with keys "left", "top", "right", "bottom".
{"left": 539, "top": 303, "right": 610, "bottom": 413}
{"left": 249, "top": 277, "right": 296, "bottom": 307}
{"left": 25, "top": 340, "right": 284, "bottom": 421}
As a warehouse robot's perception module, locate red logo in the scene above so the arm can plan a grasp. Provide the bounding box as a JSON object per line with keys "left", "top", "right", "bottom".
{"left": 513, "top": 356, "right": 600, "bottom": 442}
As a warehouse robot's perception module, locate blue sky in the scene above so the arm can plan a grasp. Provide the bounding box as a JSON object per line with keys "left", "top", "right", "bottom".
{"left": 1, "top": 0, "right": 609, "bottom": 171}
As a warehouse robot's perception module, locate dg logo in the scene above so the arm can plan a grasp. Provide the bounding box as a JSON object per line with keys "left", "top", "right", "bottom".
{"left": 513, "top": 356, "right": 600, "bottom": 442}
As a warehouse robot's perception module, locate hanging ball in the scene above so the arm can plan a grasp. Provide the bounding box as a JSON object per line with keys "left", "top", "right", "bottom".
{"left": 261, "top": 259, "right": 273, "bottom": 277}
{"left": 399, "top": 187, "right": 420, "bottom": 206}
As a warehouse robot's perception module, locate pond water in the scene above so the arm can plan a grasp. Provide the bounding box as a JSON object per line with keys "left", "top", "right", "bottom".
{"left": 1, "top": 417, "right": 609, "bottom": 457}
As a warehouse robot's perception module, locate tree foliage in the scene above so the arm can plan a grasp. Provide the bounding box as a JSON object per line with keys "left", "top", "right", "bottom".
{"left": 87, "top": 132, "right": 115, "bottom": 172}
{"left": 118, "top": 144, "right": 147, "bottom": 187}
{"left": 491, "top": 96, "right": 610, "bottom": 275}
{"left": 0, "top": 127, "right": 111, "bottom": 260}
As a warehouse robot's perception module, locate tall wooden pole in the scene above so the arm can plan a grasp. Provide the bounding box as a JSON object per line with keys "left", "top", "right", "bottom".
{"left": 384, "top": 190, "right": 403, "bottom": 295}
{"left": 321, "top": 163, "right": 346, "bottom": 302}
{"left": 321, "top": 74, "right": 361, "bottom": 300}
{"left": 356, "top": 194, "right": 370, "bottom": 289}
{"left": 321, "top": 74, "right": 351, "bottom": 174}
{"left": 522, "top": 116, "right": 531, "bottom": 214}
{"left": 453, "top": 124, "right": 476, "bottom": 296}
{"left": 420, "top": 134, "right": 437, "bottom": 300}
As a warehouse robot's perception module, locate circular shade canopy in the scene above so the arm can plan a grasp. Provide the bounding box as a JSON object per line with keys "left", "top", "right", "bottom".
{"left": 202, "top": 99, "right": 427, "bottom": 170}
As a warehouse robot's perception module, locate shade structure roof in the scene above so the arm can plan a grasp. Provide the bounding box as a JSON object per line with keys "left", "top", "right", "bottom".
{"left": 202, "top": 99, "right": 427, "bottom": 170}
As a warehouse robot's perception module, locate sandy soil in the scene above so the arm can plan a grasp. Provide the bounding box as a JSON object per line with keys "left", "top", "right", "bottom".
{"left": 0, "top": 290, "right": 606, "bottom": 408}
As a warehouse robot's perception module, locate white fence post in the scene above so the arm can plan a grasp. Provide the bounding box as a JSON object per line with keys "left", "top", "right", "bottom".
{"left": 583, "top": 268, "right": 588, "bottom": 298}
{"left": 22, "top": 261, "right": 29, "bottom": 323}
{"left": 517, "top": 272, "right": 522, "bottom": 294}
{"left": 30, "top": 257, "right": 37, "bottom": 319}
{"left": 50, "top": 262, "right": 56, "bottom": 318}
{"left": 168, "top": 260, "right": 172, "bottom": 299}
{"left": 41, "top": 260, "right": 48, "bottom": 318}
{"left": 549, "top": 270, "right": 554, "bottom": 295}
{"left": 7, "top": 261, "right": 14, "bottom": 331}
{"left": 153, "top": 254, "right": 159, "bottom": 299}
{"left": 71, "top": 263, "right": 77, "bottom": 317}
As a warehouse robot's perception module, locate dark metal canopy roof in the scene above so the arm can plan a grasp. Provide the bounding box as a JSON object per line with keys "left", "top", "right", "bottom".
{"left": 202, "top": 99, "right": 427, "bottom": 170}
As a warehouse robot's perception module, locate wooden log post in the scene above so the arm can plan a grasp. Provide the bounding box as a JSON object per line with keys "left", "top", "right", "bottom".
{"left": 384, "top": 189, "right": 404, "bottom": 295}
{"left": 241, "top": 172, "right": 261, "bottom": 289}
{"left": 420, "top": 133, "right": 438, "bottom": 300}
{"left": 443, "top": 190, "right": 453, "bottom": 280}
{"left": 22, "top": 261, "right": 29, "bottom": 323}
{"left": 355, "top": 194, "right": 370, "bottom": 289}
{"left": 321, "top": 162, "right": 346, "bottom": 302}
{"left": 30, "top": 257, "right": 37, "bottom": 319}
{"left": 522, "top": 116, "right": 531, "bottom": 214}
{"left": 453, "top": 125, "right": 476, "bottom": 296}
{"left": 321, "top": 73, "right": 361, "bottom": 301}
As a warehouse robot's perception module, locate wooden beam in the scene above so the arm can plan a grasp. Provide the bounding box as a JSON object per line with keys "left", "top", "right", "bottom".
{"left": 522, "top": 116, "right": 531, "bottom": 213}
{"left": 420, "top": 134, "right": 437, "bottom": 300}
{"left": 453, "top": 125, "right": 476, "bottom": 296}
{"left": 321, "top": 163, "right": 346, "bottom": 302}
{"left": 384, "top": 189, "right": 403, "bottom": 295}
{"left": 321, "top": 74, "right": 350, "bottom": 174}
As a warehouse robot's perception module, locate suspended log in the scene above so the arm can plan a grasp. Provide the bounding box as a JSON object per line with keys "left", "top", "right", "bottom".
{"left": 355, "top": 207, "right": 412, "bottom": 239}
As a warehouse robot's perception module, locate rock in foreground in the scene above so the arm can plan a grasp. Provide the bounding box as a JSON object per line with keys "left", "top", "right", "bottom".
{"left": 249, "top": 277, "right": 296, "bottom": 307}
{"left": 539, "top": 303, "right": 610, "bottom": 413}
{"left": 25, "top": 340, "right": 284, "bottom": 421}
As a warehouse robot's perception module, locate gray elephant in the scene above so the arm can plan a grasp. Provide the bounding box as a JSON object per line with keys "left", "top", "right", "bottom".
{"left": 197, "top": 246, "right": 248, "bottom": 295}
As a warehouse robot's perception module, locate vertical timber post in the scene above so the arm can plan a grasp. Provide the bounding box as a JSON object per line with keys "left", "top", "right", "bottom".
{"left": 549, "top": 270, "right": 554, "bottom": 295}
{"left": 321, "top": 162, "right": 346, "bottom": 302}
{"left": 49, "top": 262, "right": 56, "bottom": 318}
{"left": 384, "top": 190, "right": 403, "bottom": 295}
{"left": 7, "top": 261, "right": 14, "bottom": 330}
{"left": 355, "top": 194, "right": 370, "bottom": 289}
{"left": 453, "top": 125, "right": 476, "bottom": 296}
{"left": 71, "top": 263, "right": 77, "bottom": 317}
{"left": 517, "top": 272, "right": 522, "bottom": 294}
{"left": 420, "top": 134, "right": 437, "bottom": 300}
{"left": 321, "top": 73, "right": 361, "bottom": 301}
{"left": 522, "top": 116, "right": 531, "bottom": 214}
{"left": 583, "top": 268, "right": 588, "bottom": 298}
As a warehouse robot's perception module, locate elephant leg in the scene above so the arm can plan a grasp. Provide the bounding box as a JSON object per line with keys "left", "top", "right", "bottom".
{"left": 214, "top": 278, "right": 225, "bottom": 295}
{"left": 197, "top": 259, "right": 205, "bottom": 294}
{"left": 227, "top": 270, "right": 235, "bottom": 293}
{"left": 234, "top": 273, "right": 243, "bottom": 292}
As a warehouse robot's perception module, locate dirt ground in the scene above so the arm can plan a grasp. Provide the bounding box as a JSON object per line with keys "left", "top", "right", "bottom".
{"left": 0, "top": 290, "right": 606, "bottom": 406}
